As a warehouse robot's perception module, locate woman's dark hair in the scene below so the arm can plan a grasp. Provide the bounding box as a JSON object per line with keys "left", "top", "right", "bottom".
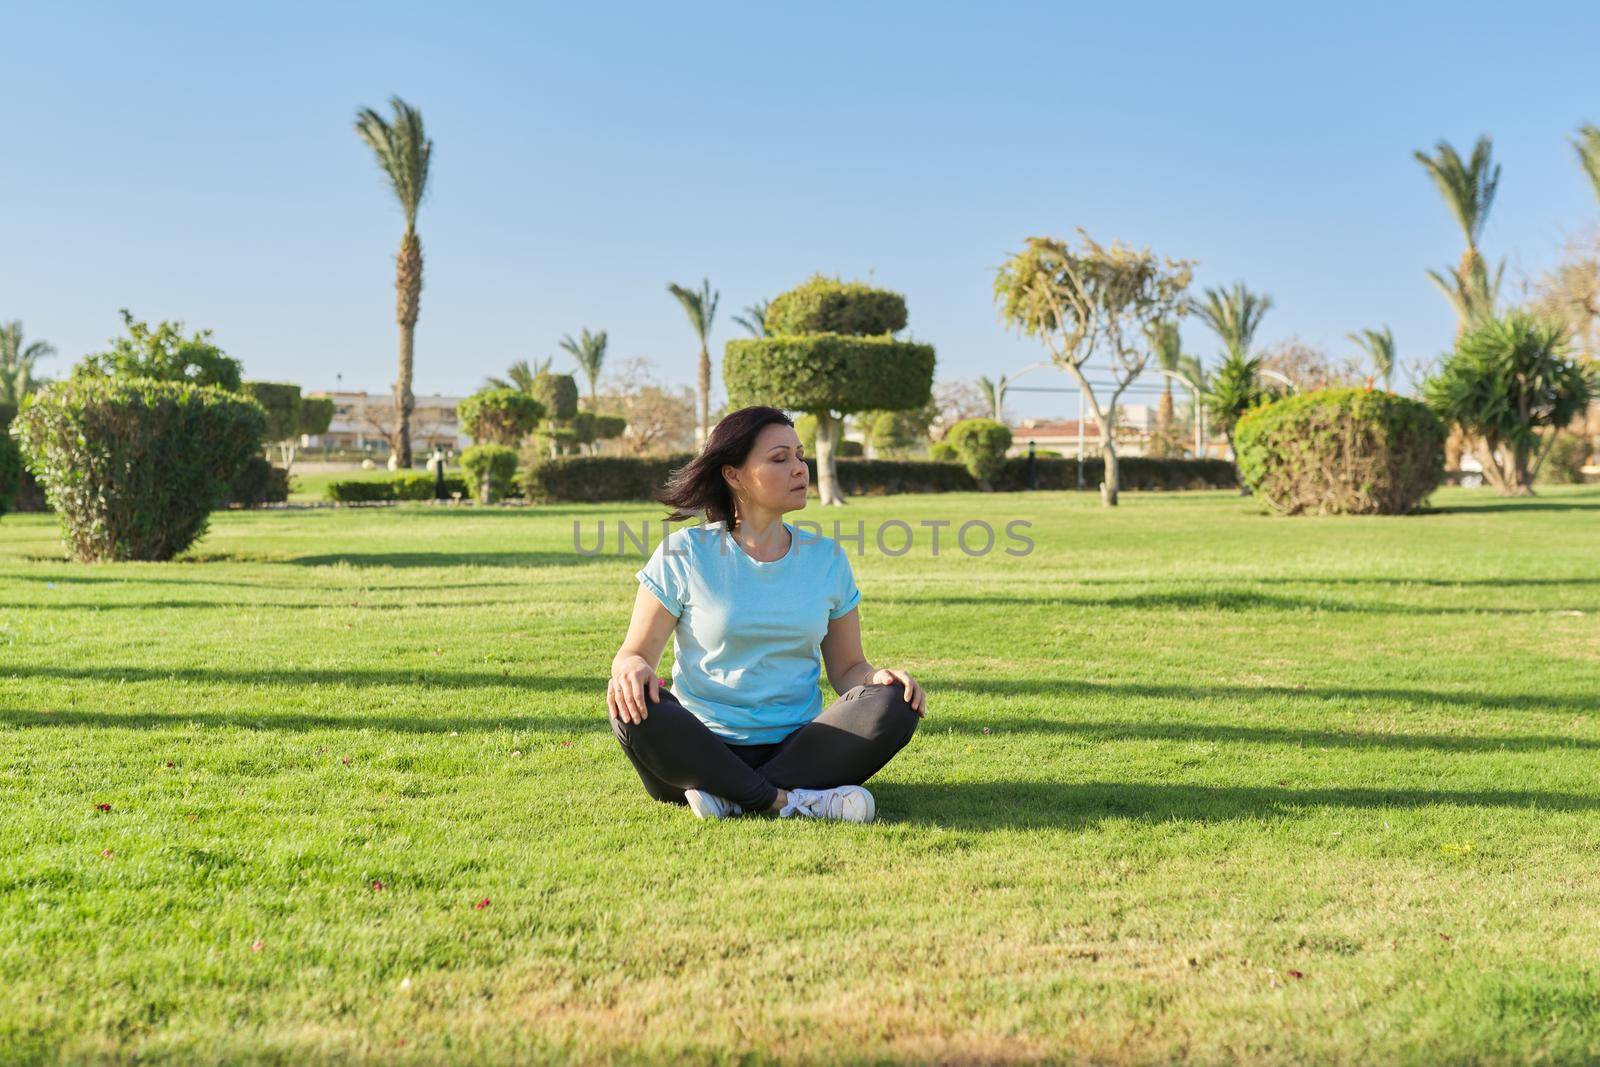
{"left": 656, "top": 406, "right": 795, "bottom": 528}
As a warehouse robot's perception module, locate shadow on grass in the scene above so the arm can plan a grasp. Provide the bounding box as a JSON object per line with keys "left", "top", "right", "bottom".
{"left": 0, "top": 706, "right": 598, "bottom": 733}
{"left": 1429, "top": 498, "right": 1600, "bottom": 515}
{"left": 887, "top": 590, "right": 1590, "bottom": 616}
{"left": 941, "top": 676, "right": 1600, "bottom": 714}
{"left": 941, "top": 716, "right": 1600, "bottom": 753}
{"left": 280, "top": 550, "right": 598, "bottom": 569}
{"left": 2, "top": 665, "right": 600, "bottom": 692}
{"left": 880, "top": 779, "right": 1600, "bottom": 829}
{"left": 0, "top": 598, "right": 558, "bottom": 612}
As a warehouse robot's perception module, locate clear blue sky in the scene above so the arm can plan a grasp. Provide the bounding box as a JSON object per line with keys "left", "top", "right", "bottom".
{"left": 4, "top": 0, "right": 1598, "bottom": 421}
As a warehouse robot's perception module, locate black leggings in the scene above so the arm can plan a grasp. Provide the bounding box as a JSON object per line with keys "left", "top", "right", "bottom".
{"left": 611, "top": 682, "right": 920, "bottom": 812}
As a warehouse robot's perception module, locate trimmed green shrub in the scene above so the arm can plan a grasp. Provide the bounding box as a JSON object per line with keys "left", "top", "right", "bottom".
{"left": 458, "top": 388, "right": 544, "bottom": 446}
{"left": 462, "top": 444, "right": 519, "bottom": 503}
{"left": 243, "top": 382, "right": 303, "bottom": 442}
{"left": 523, "top": 453, "right": 696, "bottom": 504}
{"left": 13, "top": 378, "right": 266, "bottom": 561}
{"left": 990, "top": 456, "right": 1237, "bottom": 492}
{"left": 838, "top": 439, "right": 864, "bottom": 457}
{"left": 928, "top": 441, "right": 958, "bottom": 462}
{"left": 725, "top": 335, "right": 937, "bottom": 413}
{"left": 229, "top": 456, "right": 290, "bottom": 506}
{"left": 530, "top": 372, "right": 579, "bottom": 422}
{"left": 764, "top": 275, "right": 908, "bottom": 336}
{"left": 299, "top": 396, "right": 335, "bottom": 437}
{"left": 945, "top": 418, "right": 1013, "bottom": 489}
{"left": 1235, "top": 387, "right": 1445, "bottom": 515}
{"left": 324, "top": 473, "right": 468, "bottom": 503}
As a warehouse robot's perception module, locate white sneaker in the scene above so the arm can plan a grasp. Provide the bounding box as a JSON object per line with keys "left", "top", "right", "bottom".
{"left": 779, "top": 785, "right": 876, "bottom": 823}
{"left": 685, "top": 789, "right": 743, "bottom": 820}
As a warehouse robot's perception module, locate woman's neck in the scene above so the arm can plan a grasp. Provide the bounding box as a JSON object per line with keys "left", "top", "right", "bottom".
{"left": 731, "top": 507, "right": 789, "bottom": 560}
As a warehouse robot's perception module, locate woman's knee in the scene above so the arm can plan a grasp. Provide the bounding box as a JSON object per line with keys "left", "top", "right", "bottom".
{"left": 855, "top": 683, "right": 921, "bottom": 742}
{"left": 609, "top": 689, "right": 690, "bottom": 747}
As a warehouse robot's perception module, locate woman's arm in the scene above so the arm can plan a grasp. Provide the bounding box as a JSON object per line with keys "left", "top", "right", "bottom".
{"left": 609, "top": 585, "right": 679, "bottom": 724}
{"left": 820, "top": 607, "right": 927, "bottom": 715}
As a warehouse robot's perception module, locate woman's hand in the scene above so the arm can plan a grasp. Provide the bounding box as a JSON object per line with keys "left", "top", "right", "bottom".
{"left": 870, "top": 667, "right": 927, "bottom": 717}
{"left": 608, "top": 655, "right": 661, "bottom": 724}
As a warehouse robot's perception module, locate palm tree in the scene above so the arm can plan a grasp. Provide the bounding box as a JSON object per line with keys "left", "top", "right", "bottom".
{"left": 733, "top": 299, "right": 770, "bottom": 338}
{"left": 1193, "top": 283, "right": 1273, "bottom": 359}
{"left": 559, "top": 329, "right": 609, "bottom": 410}
{"left": 667, "top": 278, "right": 720, "bottom": 448}
{"left": 0, "top": 321, "right": 55, "bottom": 406}
{"left": 355, "top": 95, "right": 433, "bottom": 467}
{"left": 1573, "top": 124, "right": 1600, "bottom": 204}
{"left": 482, "top": 358, "right": 542, "bottom": 393}
{"left": 1414, "top": 136, "right": 1501, "bottom": 330}
{"left": 1147, "top": 320, "right": 1183, "bottom": 455}
{"left": 976, "top": 375, "right": 1008, "bottom": 422}
{"left": 1348, "top": 326, "right": 1397, "bottom": 390}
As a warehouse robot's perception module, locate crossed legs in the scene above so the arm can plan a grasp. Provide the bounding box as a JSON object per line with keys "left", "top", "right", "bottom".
{"left": 611, "top": 683, "right": 920, "bottom": 812}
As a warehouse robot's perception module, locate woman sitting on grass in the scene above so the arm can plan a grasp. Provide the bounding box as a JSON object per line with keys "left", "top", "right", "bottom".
{"left": 608, "top": 405, "right": 927, "bottom": 823}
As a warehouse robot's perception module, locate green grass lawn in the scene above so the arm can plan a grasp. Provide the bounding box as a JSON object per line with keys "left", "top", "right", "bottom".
{"left": 3, "top": 487, "right": 1599, "bottom": 1065}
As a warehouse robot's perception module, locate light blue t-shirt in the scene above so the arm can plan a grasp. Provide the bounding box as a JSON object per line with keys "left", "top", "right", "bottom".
{"left": 634, "top": 519, "right": 861, "bottom": 744}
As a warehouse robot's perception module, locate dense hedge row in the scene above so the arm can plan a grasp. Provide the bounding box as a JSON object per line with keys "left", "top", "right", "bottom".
{"left": 523, "top": 454, "right": 696, "bottom": 503}
{"left": 519, "top": 453, "right": 1237, "bottom": 502}
{"left": 325, "top": 472, "right": 469, "bottom": 502}
{"left": 228, "top": 456, "right": 290, "bottom": 506}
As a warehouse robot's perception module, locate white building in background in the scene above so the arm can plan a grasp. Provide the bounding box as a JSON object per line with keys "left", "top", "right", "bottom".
{"left": 300, "top": 391, "right": 471, "bottom": 455}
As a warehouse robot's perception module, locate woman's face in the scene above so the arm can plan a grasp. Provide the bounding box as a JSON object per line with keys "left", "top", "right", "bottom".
{"left": 725, "top": 422, "right": 809, "bottom": 518}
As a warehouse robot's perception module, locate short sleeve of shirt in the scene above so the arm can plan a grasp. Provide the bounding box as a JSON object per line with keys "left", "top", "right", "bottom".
{"left": 828, "top": 547, "right": 861, "bottom": 620}
{"left": 636, "top": 536, "right": 685, "bottom": 616}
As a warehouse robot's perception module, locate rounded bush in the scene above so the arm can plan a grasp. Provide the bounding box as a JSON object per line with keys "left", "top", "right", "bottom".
{"left": 458, "top": 388, "right": 544, "bottom": 446}
{"left": 1235, "top": 387, "right": 1445, "bottom": 515}
{"left": 928, "top": 440, "right": 958, "bottom": 462}
{"left": 837, "top": 439, "right": 864, "bottom": 457}
{"left": 765, "top": 275, "right": 908, "bottom": 337}
{"left": 462, "top": 444, "right": 519, "bottom": 503}
{"left": 945, "top": 418, "right": 1013, "bottom": 489}
{"left": 13, "top": 378, "right": 266, "bottom": 560}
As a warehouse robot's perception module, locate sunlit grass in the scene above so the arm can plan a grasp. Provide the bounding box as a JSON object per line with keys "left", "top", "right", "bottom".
{"left": 2, "top": 487, "right": 1598, "bottom": 1064}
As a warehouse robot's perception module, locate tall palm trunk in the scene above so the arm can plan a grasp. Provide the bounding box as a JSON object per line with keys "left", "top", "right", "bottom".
{"left": 697, "top": 344, "right": 710, "bottom": 449}
{"left": 394, "top": 229, "right": 422, "bottom": 466}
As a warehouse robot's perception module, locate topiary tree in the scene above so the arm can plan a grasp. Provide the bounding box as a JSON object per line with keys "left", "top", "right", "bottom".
{"left": 458, "top": 387, "right": 545, "bottom": 447}
{"left": 299, "top": 396, "right": 334, "bottom": 443}
{"left": 945, "top": 417, "right": 1013, "bottom": 490}
{"left": 461, "top": 443, "right": 518, "bottom": 503}
{"left": 1424, "top": 311, "right": 1596, "bottom": 495}
{"left": 725, "top": 275, "right": 935, "bottom": 505}
{"left": 1235, "top": 388, "right": 1445, "bottom": 515}
{"left": 243, "top": 383, "right": 338, "bottom": 472}
{"left": 13, "top": 379, "right": 266, "bottom": 560}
